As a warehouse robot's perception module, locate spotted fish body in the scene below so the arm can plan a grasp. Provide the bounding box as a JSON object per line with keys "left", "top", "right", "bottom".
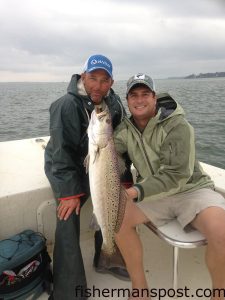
{"left": 87, "top": 105, "right": 127, "bottom": 256}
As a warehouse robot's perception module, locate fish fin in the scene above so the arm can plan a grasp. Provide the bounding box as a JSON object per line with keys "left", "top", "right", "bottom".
{"left": 93, "top": 146, "right": 100, "bottom": 163}
{"left": 89, "top": 213, "right": 101, "bottom": 231}
{"left": 84, "top": 154, "right": 90, "bottom": 173}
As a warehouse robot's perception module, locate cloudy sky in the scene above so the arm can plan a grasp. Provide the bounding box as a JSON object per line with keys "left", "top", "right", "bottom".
{"left": 0, "top": 0, "right": 225, "bottom": 81}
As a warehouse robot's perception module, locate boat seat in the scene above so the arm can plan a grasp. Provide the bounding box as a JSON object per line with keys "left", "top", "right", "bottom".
{"left": 145, "top": 220, "right": 207, "bottom": 290}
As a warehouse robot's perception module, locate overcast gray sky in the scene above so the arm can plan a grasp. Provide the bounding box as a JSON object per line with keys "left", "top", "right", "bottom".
{"left": 0, "top": 0, "right": 225, "bottom": 81}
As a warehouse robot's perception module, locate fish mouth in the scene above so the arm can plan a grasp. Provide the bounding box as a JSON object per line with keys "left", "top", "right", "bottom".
{"left": 92, "top": 105, "right": 111, "bottom": 125}
{"left": 94, "top": 105, "right": 109, "bottom": 116}
{"left": 95, "top": 107, "right": 103, "bottom": 114}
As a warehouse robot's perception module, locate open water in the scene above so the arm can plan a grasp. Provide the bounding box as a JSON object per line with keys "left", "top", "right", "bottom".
{"left": 0, "top": 78, "right": 225, "bottom": 168}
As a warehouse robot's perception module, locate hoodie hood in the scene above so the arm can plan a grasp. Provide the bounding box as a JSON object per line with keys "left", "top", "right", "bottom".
{"left": 67, "top": 74, "right": 83, "bottom": 96}
{"left": 156, "top": 92, "right": 185, "bottom": 122}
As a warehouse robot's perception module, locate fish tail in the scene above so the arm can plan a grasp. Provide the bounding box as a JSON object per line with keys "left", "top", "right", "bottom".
{"left": 102, "top": 245, "right": 116, "bottom": 257}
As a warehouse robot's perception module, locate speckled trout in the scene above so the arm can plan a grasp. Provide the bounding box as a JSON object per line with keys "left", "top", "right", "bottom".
{"left": 86, "top": 105, "right": 127, "bottom": 256}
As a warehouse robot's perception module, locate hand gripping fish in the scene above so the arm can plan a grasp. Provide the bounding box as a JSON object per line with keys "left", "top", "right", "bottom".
{"left": 85, "top": 105, "right": 127, "bottom": 256}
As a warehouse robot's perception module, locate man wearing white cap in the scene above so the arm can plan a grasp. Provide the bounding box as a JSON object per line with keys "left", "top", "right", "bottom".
{"left": 114, "top": 73, "right": 225, "bottom": 300}
{"left": 45, "top": 54, "right": 131, "bottom": 299}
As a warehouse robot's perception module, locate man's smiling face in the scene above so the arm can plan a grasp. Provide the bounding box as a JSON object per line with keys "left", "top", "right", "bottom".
{"left": 127, "top": 85, "right": 157, "bottom": 124}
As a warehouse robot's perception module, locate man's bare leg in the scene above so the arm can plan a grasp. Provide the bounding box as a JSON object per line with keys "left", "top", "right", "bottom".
{"left": 192, "top": 207, "right": 225, "bottom": 300}
{"left": 115, "top": 200, "right": 150, "bottom": 299}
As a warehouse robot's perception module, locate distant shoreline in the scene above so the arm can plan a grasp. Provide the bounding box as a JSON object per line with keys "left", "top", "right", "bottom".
{"left": 168, "top": 72, "right": 225, "bottom": 79}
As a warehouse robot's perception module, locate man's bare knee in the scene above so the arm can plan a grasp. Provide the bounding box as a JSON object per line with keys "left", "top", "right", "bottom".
{"left": 119, "top": 200, "right": 149, "bottom": 230}
{"left": 192, "top": 207, "right": 225, "bottom": 239}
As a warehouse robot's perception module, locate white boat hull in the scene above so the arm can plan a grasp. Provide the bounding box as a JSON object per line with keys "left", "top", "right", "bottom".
{"left": 1, "top": 137, "right": 225, "bottom": 299}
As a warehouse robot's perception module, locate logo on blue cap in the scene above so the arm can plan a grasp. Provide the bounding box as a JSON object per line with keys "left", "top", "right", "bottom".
{"left": 84, "top": 54, "right": 113, "bottom": 78}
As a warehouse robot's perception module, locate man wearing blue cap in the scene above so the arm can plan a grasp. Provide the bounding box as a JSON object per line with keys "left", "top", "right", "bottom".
{"left": 45, "top": 54, "right": 131, "bottom": 300}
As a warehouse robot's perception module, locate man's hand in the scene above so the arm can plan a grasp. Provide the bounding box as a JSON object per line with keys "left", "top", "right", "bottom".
{"left": 126, "top": 187, "right": 138, "bottom": 200}
{"left": 57, "top": 198, "right": 81, "bottom": 221}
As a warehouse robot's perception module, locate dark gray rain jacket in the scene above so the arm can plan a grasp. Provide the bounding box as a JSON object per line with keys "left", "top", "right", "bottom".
{"left": 44, "top": 74, "right": 126, "bottom": 200}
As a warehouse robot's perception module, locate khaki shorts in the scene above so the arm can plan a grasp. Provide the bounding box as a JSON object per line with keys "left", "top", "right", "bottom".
{"left": 137, "top": 188, "right": 225, "bottom": 230}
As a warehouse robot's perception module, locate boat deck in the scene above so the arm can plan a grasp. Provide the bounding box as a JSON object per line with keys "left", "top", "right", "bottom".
{"left": 38, "top": 225, "right": 210, "bottom": 300}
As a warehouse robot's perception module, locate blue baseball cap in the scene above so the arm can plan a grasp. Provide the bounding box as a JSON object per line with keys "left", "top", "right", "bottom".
{"left": 83, "top": 54, "right": 113, "bottom": 78}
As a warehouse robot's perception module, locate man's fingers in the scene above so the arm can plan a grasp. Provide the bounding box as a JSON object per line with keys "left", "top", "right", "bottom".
{"left": 75, "top": 202, "right": 81, "bottom": 215}
{"left": 57, "top": 199, "right": 81, "bottom": 220}
{"left": 64, "top": 207, "right": 74, "bottom": 221}
{"left": 58, "top": 204, "right": 68, "bottom": 220}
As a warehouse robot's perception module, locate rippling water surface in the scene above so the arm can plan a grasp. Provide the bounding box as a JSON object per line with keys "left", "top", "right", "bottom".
{"left": 0, "top": 78, "right": 225, "bottom": 168}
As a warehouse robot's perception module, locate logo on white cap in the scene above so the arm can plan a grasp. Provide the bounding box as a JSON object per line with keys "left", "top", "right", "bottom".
{"left": 134, "top": 73, "right": 145, "bottom": 80}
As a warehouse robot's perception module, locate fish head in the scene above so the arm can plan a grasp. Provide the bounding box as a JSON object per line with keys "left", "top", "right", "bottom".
{"left": 89, "top": 106, "right": 112, "bottom": 148}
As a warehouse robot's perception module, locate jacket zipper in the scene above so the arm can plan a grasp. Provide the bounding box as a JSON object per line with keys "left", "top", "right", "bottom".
{"left": 169, "top": 143, "right": 172, "bottom": 165}
{"left": 140, "top": 135, "right": 155, "bottom": 175}
{"left": 127, "top": 118, "right": 155, "bottom": 175}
